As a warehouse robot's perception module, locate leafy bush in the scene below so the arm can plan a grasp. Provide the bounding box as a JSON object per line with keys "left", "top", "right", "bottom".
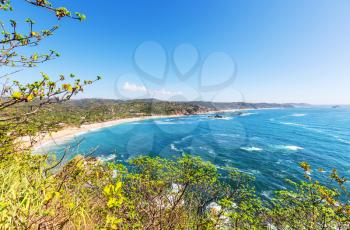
{"left": 1, "top": 153, "right": 350, "bottom": 229}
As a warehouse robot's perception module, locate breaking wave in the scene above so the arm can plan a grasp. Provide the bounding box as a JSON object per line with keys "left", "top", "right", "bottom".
{"left": 290, "top": 113, "right": 307, "bottom": 117}
{"left": 240, "top": 147, "right": 263, "bottom": 152}
{"left": 97, "top": 154, "right": 117, "bottom": 162}
{"left": 280, "top": 145, "right": 304, "bottom": 151}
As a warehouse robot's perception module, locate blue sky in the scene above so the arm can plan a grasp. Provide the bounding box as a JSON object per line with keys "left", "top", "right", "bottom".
{"left": 2, "top": 0, "right": 350, "bottom": 104}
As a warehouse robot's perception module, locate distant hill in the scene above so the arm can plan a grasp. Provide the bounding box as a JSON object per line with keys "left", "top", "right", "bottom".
{"left": 184, "top": 101, "right": 298, "bottom": 110}
{"left": 69, "top": 98, "right": 309, "bottom": 111}
{"left": 1, "top": 98, "right": 310, "bottom": 129}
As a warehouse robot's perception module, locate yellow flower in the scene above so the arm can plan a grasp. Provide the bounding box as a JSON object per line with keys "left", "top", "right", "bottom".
{"left": 26, "top": 94, "right": 34, "bottom": 101}
{"left": 12, "top": 92, "right": 22, "bottom": 100}
{"left": 62, "top": 83, "right": 73, "bottom": 92}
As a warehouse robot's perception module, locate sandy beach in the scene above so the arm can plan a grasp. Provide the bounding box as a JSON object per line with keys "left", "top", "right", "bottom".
{"left": 32, "top": 114, "right": 186, "bottom": 151}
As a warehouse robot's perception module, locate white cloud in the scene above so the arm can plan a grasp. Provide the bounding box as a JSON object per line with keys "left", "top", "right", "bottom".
{"left": 122, "top": 82, "right": 182, "bottom": 98}
{"left": 122, "top": 82, "right": 147, "bottom": 93}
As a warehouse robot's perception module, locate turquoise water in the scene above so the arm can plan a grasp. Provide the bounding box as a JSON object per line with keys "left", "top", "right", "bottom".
{"left": 43, "top": 107, "right": 350, "bottom": 198}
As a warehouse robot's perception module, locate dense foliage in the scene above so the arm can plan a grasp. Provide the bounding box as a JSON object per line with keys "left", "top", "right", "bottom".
{"left": 1, "top": 152, "right": 350, "bottom": 229}
{"left": 1, "top": 1, "right": 350, "bottom": 229}
{"left": 1, "top": 99, "right": 211, "bottom": 130}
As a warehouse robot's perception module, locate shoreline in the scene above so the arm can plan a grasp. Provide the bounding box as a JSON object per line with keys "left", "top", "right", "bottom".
{"left": 33, "top": 114, "right": 185, "bottom": 151}
{"left": 32, "top": 107, "right": 280, "bottom": 151}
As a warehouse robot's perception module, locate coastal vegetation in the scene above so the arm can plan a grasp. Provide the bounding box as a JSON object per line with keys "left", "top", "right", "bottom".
{"left": 0, "top": 1, "right": 349, "bottom": 229}
{"left": 1, "top": 152, "right": 350, "bottom": 229}
{"left": 1, "top": 98, "right": 298, "bottom": 134}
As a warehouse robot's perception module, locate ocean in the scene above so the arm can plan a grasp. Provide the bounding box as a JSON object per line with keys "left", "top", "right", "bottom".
{"left": 42, "top": 106, "right": 350, "bottom": 198}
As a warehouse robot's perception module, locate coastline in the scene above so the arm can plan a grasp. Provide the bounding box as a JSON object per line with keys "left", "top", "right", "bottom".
{"left": 32, "top": 107, "right": 280, "bottom": 151}
{"left": 32, "top": 114, "right": 185, "bottom": 151}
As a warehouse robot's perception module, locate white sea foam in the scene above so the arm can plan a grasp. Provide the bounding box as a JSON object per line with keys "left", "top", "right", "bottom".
{"left": 170, "top": 143, "right": 181, "bottom": 152}
{"left": 215, "top": 117, "right": 233, "bottom": 120}
{"left": 240, "top": 112, "right": 256, "bottom": 117}
{"left": 198, "top": 146, "right": 215, "bottom": 155}
{"left": 170, "top": 136, "right": 192, "bottom": 147}
{"left": 129, "top": 122, "right": 142, "bottom": 125}
{"left": 280, "top": 122, "right": 305, "bottom": 127}
{"left": 240, "top": 147, "right": 263, "bottom": 152}
{"left": 335, "top": 137, "right": 350, "bottom": 145}
{"left": 281, "top": 145, "right": 304, "bottom": 151}
{"left": 75, "top": 131, "right": 89, "bottom": 136}
{"left": 154, "top": 120, "right": 176, "bottom": 125}
{"left": 287, "top": 124, "right": 350, "bottom": 145}
{"left": 290, "top": 113, "right": 307, "bottom": 117}
{"left": 97, "top": 154, "right": 116, "bottom": 162}
{"left": 208, "top": 116, "right": 233, "bottom": 120}
{"left": 185, "top": 146, "right": 195, "bottom": 151}
{"left": 240, "top": 169, "right": 261, "bottom": 176}
{"left": 281, "top": 122, "right": 343, "bottom": 143}
{"left": 181, "top": 135, "right": 193, "bottom": 141}
{"left": 262, "top": 190, "right": 273, "bottom": 199}
{"left": 213, "top": 133, "right": 239, "bottom": 138}
{"left": 249, "top": 169, "right": 261, "bottom": 175}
